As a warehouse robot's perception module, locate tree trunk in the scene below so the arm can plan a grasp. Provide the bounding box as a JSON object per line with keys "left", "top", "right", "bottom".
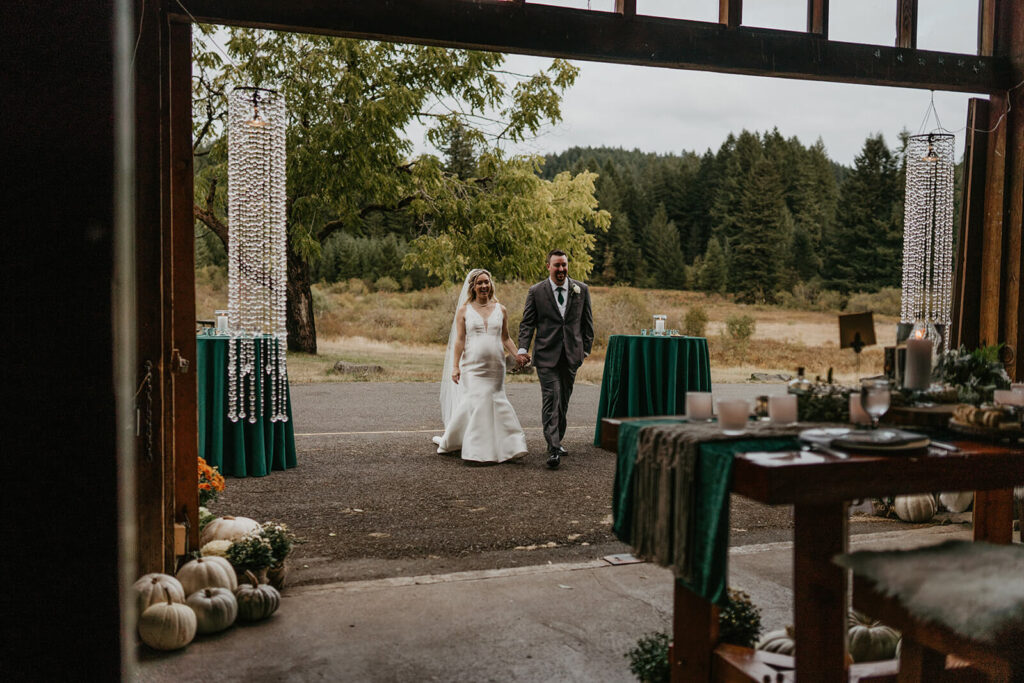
{"left": 287, "top": 242, "right": 317, "bottom": 354}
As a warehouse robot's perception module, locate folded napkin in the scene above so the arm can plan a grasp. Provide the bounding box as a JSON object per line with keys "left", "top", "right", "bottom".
{"left": 624, "top": 420, "right": 800, "bottom": 604}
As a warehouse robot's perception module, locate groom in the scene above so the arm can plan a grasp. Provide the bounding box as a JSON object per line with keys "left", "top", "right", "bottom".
{"left": 517, "top": 249, "right": 594, "bottom": 470}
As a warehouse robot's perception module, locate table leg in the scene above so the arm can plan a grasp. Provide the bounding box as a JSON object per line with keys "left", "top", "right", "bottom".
{"left": 973, "top": 488, "right": 1014, "bottom": 544}
{"left": 671, "top": 580, "right": 719, "bottom": 682}
{"left": 793, "top": 502, "right": 849, "bottom": 682}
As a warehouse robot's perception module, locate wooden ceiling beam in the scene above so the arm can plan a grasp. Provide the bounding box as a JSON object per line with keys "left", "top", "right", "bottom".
{"left": 178, "top": 0, "right": 1009, "bottom": 93}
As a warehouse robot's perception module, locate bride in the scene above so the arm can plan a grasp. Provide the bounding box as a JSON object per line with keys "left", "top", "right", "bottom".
{"left": 432, "top": 269, "right": 529, "bottom": 463}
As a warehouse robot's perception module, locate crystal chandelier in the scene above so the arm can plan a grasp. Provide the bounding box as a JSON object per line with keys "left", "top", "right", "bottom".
{"left": 900, "top": 132, "right": 955, "bottom": 352}
{"left": 227, "top": 86, "right": 288, "bottom": 423}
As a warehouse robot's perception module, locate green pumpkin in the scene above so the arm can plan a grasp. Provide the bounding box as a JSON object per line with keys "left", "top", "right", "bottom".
{"left": 756, "top": 625, "right": 796, "bottom": 656}
{"left": 187, "top": 587, "right": 238, "bottom": 634}
{"left": 235, "top": 570, "right": 280, "bottom": 621}
{"left": 848, "top": 610, "right": 900, "bottom": 662}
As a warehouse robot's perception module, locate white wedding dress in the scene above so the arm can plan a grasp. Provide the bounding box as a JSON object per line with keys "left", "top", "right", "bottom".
{"left": 433, "top": 305, "right": 528, "bottom": 463}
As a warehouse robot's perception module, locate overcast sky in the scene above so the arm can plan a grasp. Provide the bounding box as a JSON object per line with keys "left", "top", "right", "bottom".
{"left": 410, "top": 0, "right": 987, "bottom": 166}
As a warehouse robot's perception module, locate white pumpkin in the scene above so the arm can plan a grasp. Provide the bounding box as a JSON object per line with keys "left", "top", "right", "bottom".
{"left": 756, "top": 626, "right": 796, "bottom": 656}
{"left": 847, "top": 610, "right": 900, "bottom": 662}
{"left": 132, "top": 573, "right": 185, "bottom": 615}
{"left": 176, "top": 555, "right": 237, "bottom": 595}
{"left": 138, "top": 588, "right": 197, "bottom": 651}
{"left": 892, "top": 494, "right": 937, "bottom": 523}
{"left": 199, "top": 515, "right": 261, "bottom": 547}
{"left": 938, "top": 491, "right": 973, "bottom": 513}
{"left": 186, "top": 587, "right": 238, "bottom": 634}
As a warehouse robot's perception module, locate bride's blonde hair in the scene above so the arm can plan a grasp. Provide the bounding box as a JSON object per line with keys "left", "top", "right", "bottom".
{"left": 466, "top": 268, "right": 497, "bottom": 303}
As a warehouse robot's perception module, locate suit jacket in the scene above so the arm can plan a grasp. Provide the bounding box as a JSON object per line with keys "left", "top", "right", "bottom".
{"left": 518, "top": 277, "right": 594, "bottom": 369}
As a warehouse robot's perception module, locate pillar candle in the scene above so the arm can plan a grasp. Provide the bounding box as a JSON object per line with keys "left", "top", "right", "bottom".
{"left": 686, "top": 392, "right": 713, "bottom": 420}
{"left": 903, "top": 338, "right": 933, "bottom": 390}
{"left": 768, "top": 394, "right": 798, "bottom": 424}
{"left": 655, "top": 317, "right": 665, "bottom": 332}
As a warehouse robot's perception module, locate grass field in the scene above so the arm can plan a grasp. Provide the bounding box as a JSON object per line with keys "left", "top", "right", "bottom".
{"left": 197, "top": 271, "right": 899, "bottom": 386}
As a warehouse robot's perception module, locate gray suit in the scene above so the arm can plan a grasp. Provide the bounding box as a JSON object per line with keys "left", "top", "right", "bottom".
{"left": 518, "top": 278, "right": 594, "bottom": 453}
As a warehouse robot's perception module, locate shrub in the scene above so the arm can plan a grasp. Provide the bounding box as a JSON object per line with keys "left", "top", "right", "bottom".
{"left": 683, "top": 305, "right": 709, "bottom": 337}
{"left": 374, "top": 275, "right": 400, "bottom": 293}
{"left": 594, "top": 286, "right": 651, "bottom": 346}
{"left": 718, "top": 589, "right": 763, "bottom": 648}
{"left": 311, "top": 286, "right": 333, "bottom": 317}
{"left": 346, "top": 278, "right": 369, "bottom": 295}
{"left": 725, "top": 314, "right": 756, "bottom": 341}
{"left": 625, "top": 632, "right": 669, "bottom": 683}
{"left": 845, "top": 287, "right": 901, "bottom": 317}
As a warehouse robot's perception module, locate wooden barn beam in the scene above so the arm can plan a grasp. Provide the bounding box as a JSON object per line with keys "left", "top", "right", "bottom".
{"left": 896, "top": 0, "right": 918, "bottom": 49}
{"left": 979, "top": 0, "right": 998, "bottom": 56}
{"left": 951, "top": 99, "right": 989, "bottom": 351}
{"left": 719, "top": 0, "right": 742, "bottom": 29}
{"left": 178, "top": 0, "right": 1010, "bottom": 93}
{"left": 614, "top": 0, "right": 636, "bottom": 20}
{"left": 807, "top": 0, "right": 828, "bottom": 39}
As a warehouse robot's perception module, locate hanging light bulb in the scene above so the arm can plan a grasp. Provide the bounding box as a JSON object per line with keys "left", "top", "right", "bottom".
{"left": 227, "top": 86, "right": 289, "bottom": 423}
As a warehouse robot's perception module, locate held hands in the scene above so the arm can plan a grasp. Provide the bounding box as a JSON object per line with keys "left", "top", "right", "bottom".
{"left": 515, "top": 353, "right": 531, "bottom": 368}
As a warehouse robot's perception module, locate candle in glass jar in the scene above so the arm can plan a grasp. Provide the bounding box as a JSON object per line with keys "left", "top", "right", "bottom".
{"left": 686, "top": 392, "right": 713, "bottom": 420}
{"left": 654, "top": 316, "right": 666, "bottom": 332}
{"left": 903, "top": 338, "right": 932, "bottom": 390}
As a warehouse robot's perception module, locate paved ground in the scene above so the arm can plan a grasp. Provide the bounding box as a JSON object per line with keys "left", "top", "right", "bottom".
{"left": 207, "top": 381, "right": 903, "bottom": 586}
{"left": 136, "top": 525, "right": 981, "bottom": 682}
{"left": 138, "top": 381, "right": 990, "bottom": 682}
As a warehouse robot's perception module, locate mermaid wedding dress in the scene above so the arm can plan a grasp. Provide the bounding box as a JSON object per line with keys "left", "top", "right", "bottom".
{"left": 433, "top": 304, "right": 528, "bottom": 463}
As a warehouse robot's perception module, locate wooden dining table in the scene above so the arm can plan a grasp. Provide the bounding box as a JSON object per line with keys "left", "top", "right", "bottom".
{"left": 601, "top": 417, "right": 1024, "bottom": 682}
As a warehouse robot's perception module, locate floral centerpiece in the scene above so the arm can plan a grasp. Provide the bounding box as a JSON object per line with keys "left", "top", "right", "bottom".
{"left": 788, "top": 381, "right": 852, "bottom": 423}
{"left": 932, "top": 344, "right": 1011, "bottom": 405}
{"left": 198, "top": 457, "right": 225, "bottom": 506}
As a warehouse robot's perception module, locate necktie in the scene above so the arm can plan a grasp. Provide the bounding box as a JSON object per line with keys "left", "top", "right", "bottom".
{"left": 556, "top": 287, "right": 564, "bottom": 305}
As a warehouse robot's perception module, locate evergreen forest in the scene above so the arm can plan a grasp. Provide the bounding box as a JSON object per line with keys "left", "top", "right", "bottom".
{"left": 197, "top": 128, "right": 962, "bottom": 303}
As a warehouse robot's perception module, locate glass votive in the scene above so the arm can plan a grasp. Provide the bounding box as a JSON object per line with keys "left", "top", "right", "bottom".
{"left": 653, "top": 314, "right": 666, "bottom": 333}
{"left": 993, "top": 389, "right": 1024, "bottom": 407}
{"left": 685, "top": 392, "right": 713, "bottom": 420}
{"left": 716, "top": 398, "right": 750, "bottom": 435}
{"left": 767, "top": 394, "right": 798, "bottom": 425}
{"left": 849, "top": 392, "right": 872, "bottom": 425}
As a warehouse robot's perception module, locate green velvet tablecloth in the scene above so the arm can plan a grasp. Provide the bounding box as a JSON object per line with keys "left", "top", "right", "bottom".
{"left": 593, "top": 335, "right": 712, "bottom": 446}
{"left": 613, "top": 419, "right": 798, "bottom": 605}
{"left": 197, "top": 335, "right": 297, "bottom": 478}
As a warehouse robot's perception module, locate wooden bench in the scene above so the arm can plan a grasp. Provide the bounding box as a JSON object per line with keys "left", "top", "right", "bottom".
{"left": 839, "top": 541, "right": 1024, "bottom": 682}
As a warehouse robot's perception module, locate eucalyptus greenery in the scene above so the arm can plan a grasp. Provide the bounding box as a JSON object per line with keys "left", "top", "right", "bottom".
{"left": 791, "top": 383, "right": 852, "bottom": 423}
{"left": 932, "top": 344, "right": 1010, "bottom": 405}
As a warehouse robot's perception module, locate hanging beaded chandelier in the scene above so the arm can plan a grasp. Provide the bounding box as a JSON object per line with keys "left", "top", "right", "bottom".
{"left": 227, "top": 86, "right": 288, "bottom": 423}
{"left": 899, "top": 132, "right": 955, "bottom": 352}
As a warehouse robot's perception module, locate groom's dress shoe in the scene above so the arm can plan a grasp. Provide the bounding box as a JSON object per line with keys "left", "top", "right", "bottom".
{"left": 546, "top": 451, "right": 561, "bottom": 470}
{"left": 556, "top": 446, "right": 568, "bottom": 457}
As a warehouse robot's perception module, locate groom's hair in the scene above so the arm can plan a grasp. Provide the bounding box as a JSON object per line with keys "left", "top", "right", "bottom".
{"left": 547, "top": 249, "right": 567, "bottom": 263}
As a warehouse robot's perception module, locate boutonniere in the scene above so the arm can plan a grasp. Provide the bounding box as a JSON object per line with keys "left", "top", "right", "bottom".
{"left": 571, "top": 284, "right": 581, "bottom": 296}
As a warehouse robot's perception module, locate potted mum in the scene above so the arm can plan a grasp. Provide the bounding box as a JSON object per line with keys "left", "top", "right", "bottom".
{"left": 198, "top": 457, "right": 225, "bottom": 506}
{"left": 261, "top": 522, "right": 295, "bottom": 590}
{"left": 225, "top": 532, "right": 275, "bottom": 583}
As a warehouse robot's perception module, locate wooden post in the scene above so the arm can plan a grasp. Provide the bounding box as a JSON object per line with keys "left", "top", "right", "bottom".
{"left": 672, "top": 582, "right": 719, "bottom": 682}
{"left": 614, "top": 0, "right": 636, "bottom": 19}
{"left": 806, "top": 0, "right": 828, "bottom": 38}
{"left": 793, "top": 502, "right": 849, "bottom": 681}
{"left": 974, "top": 489, "right": 1014, "bottom": 544}
{"left": 950, "top": 99, "right": 990, "bottom": 350}
{"left": 719, "top": 0, "right": 741, "bottom": 28}
{"left": 168, "top": 18, "right": 200, "bottom": 562}
{"left": 134, "top": 0, "right": 168, "bottom": 576}
{"left": 895, "top": 0, "right": 917, "bottom": 49}
{"left": 979, "top": 90, "right": 1009, "bottom": 350}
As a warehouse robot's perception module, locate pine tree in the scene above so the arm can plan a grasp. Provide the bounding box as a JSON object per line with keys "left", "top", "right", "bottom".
{"left": 642, "top": 204, "right": 687, "bottom": 289}
{"left": 699, "top": 238, "right": 728, "bottom": 293}
{"left": 729, "top": 156, "right": 790, "bottom": 301}
{"left": 826, "top": 134, "right": 903, "bottom": 292}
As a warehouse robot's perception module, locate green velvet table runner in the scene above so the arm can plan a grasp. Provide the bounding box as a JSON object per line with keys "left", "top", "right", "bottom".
{"left": 614, "top": 418, "right": 799, "bottom": 605}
